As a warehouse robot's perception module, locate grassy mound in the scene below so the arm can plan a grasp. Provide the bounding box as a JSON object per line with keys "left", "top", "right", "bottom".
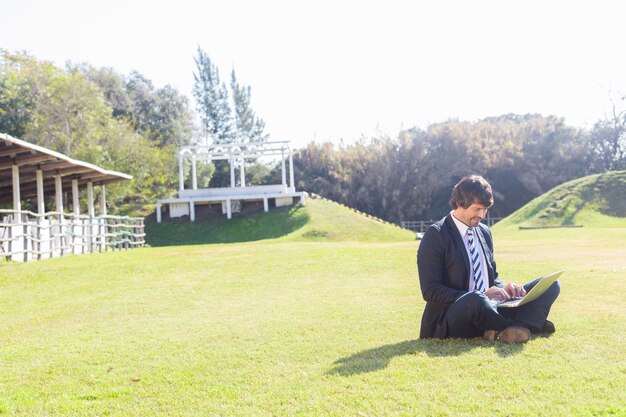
{"left": 145, "top": 196, "right": 414, "bottom": 246}
{"left": 495, "top": 170, "right": 626, "bottom": 229}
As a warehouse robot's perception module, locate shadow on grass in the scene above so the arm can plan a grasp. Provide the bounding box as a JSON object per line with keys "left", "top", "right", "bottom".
{"left": 145, "top": 204, "right": 309, "bottom": 246}
{"left": 327, "top": 338, "right": 524, "bottom": 376}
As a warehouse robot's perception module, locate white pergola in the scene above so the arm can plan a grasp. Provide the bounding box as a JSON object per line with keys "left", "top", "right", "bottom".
{"left": 157, "top": 141, "right": 306, "bottom": 222}
{"left": 0, "top": 133, "right": 130, "bottom": 215}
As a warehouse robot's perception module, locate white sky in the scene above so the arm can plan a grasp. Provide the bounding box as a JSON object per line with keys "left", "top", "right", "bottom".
{"left": 3, "top": 0, "right": 626, "bottom": 147}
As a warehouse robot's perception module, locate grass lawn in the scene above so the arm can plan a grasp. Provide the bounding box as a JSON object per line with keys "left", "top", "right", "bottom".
{"left": 0, "top": 199, "right": 624, "bottom": 416}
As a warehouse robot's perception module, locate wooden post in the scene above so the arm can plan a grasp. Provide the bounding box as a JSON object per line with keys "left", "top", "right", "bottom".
{"left": 87, "top": 181, "right": 94, "bottom": 253}
{"left": 71, "top": 179, "right": 80, "bottom": 254}
{"left": 36, "top": 169, "right": 44, "bottom": 215}
{"left": 12, "top": 164, "right": 21, "bottom": 213}
{"left": 55, "top": 174, "right": 63, "bottom": 257}
{"left": 36, "top": 169, "right": 44, "bottom": 260}
{"left": 100, "top": 184, "right": 107, "bottom": 252}
{"left": 12, "top": 164, "right": 26, "bottom": 261}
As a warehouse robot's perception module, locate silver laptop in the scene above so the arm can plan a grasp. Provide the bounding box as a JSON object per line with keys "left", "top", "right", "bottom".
{"left": 496, "top": 270, "right": 563, "bottom": 308}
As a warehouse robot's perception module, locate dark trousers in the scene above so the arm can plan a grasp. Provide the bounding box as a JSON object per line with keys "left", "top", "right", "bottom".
{"left": 445, "top": 278, "right": 561, "bottom": 338}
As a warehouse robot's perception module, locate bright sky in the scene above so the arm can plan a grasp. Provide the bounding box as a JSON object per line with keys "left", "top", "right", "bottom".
{"left": 3, "top": 0, "right": 626, "bottom": 147}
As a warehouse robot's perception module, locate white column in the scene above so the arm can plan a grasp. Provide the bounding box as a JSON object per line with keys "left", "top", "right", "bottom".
{"left": 72, "top": 179, "right": 80, "bottom": 216}
{"left": 100, "top": 184, "right": 107, "bottom": 216}
{"left": 36, "top": 169, "right": 45, "bottom": 214}
{"left": 156, "top": 203, "right": 162, "bottom": 223}
{"left": 55, "top": 174, "right": 63, "bottom": 214}
{"left": 191, "top": 157, "right": 198, "bottom": 190}
{"left": 229, "top": 158, "right": 235, "bottom": 188}
{"left": 288, "top": 150, "right": 295, "bottom": 189}
{"left": 281, "top": 149, "right": 287, "bottom": 187}
{"left": 86, "top": 181, "right": 95, "bottom": 253}
{"left": 190, "top": 201, "right": 195, "bottom": 221}
{"left": 178, "top": 155, "right": 184, "bottom": 191}
{"left": 71, "top": 179, "right": 79, "bottom": 254}
{"left": 12, "top": 164, "right": 21, "bottom": 213}
{"left": 55, "top": 174, "right": 64, "bottom": 257}
{"left": 100, "top": 184, "right": 107, "bottom": 252}
{"left": 239, "top": 158, "right": 246, "bottom": 187}
{"left": 87, "top": 182, "right": 95, "bottom": 217}
{"left": 226, "top": 199, "right": 232, "bottom": 219}
{"left": 263, "top": 198, "right": 269, "bottom": 212}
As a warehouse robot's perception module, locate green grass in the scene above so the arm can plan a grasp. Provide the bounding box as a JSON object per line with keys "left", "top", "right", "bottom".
{"left": 496, "top": 170, "right": 626, "bottom": 229}
{"left": 146, "top": 196, "right": 414, "bottom": 246}
{"left": 1, "top": 193, "right": 625, "bottom": 416}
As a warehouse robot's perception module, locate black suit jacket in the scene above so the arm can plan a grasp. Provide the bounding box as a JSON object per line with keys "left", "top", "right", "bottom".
{"left": 416, "top": 214, "right": 504, "bottom": 339}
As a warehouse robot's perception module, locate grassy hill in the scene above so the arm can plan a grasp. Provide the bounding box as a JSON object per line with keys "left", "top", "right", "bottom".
{"left": 145, "top": 196, "right": 414, "bottom": 246}
{"left": 495, "top": 170, "right": 626, "bottom": 229}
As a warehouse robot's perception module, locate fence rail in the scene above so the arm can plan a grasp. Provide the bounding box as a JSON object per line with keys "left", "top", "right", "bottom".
{"left": 400, "top": 217, "right": 503, "bottom": 233}
{"left": 0, "top": 209, "right": 145, "bottom": 262}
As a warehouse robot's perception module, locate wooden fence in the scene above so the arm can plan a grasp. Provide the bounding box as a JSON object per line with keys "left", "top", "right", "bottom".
{"left": 0, "top": 209, "right": 145, "bottom": 262}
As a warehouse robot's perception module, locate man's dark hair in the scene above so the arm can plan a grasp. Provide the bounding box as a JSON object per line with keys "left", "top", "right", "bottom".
{"left": 449, "top": 175, "right": 494, "bottom": 209}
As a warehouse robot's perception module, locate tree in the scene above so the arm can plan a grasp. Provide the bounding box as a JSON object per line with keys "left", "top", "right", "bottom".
{"left": 589, "top": 97, "right": 626, "bottom": 171}
{"left": 192, "top": 47, "right": 233, "bottom": 144}
{"left": 81, "top": 65, "right": 131, "bottom": 119}
{"left": 85, "top": 67, "right": 193, "bottom": 148}
{"left": 0, "top": 50, "right": 51, "bottom": 138}
{"left": 0, "top": 51, "right": 185, "bottom": 210}
{"left": 230, "top": 69, "right": 267, "bottom": 143}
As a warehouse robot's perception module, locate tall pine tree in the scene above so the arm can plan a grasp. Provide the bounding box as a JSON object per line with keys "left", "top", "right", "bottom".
{"left": 230, "top": 69, "right": 267, "bottom": 143}
{"left": 192, "top": 47, "right": 233, "bottom": 144}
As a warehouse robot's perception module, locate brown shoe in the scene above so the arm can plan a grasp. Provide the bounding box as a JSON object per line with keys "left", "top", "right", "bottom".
{"left": 483, "top": 330, "right": 498, "bottom": 342}
{"left": 484, "top": 326, "right": 531, "bottom": 344}
{"left": 540, "top": 320, "right": 556, "bottom": 334}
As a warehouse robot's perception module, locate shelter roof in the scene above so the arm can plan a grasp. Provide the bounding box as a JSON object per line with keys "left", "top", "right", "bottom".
{"left": 0, "top": 133, "right": 132, "bottom": 204}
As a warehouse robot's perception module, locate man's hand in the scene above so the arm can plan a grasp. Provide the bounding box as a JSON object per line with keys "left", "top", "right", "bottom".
{"left": 503, "top": 282, "right": 526, "bottom": 299}
{"left": 484, "top": 283, "right": 526, "bottom": 302}
{"left": 484, "top": 286, "right": 510, "bottom": 302}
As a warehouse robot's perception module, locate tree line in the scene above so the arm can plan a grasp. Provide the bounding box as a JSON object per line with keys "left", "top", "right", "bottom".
{"left": 1, "top": 48, "right": 625, "bottom": 222}
{"left": 294, "top": 110, "right": 625, "bottom": 222}
{"left": 0, "top": 48, "right": 267, "bottom": 212}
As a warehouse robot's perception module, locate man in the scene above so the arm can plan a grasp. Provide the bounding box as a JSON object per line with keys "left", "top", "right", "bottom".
{"left": 417, "top": 175, "right": 560, "bottom": 343}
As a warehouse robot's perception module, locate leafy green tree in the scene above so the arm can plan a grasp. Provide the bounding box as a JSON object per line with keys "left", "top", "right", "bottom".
{"left": 81, "top": 65, "right": 131, "bottom": 119}
{"left": 84, "top": 67, "right": 193, "bottom": 148}
{"left": 294, "top": 114, "right": 600, "bottom": 223}
{"left": 0, "top": 51, "right": 57, "bottom": 138}
{"left": 0, "top": 51, "right": 184, "bottom": 211}
{"left": 123, "top": 72, "right": 193, "bottom": 148}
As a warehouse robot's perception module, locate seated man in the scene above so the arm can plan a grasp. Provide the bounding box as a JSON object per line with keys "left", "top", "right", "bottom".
{"left": 417, "top": 175, "right": 560, "bottom": 343}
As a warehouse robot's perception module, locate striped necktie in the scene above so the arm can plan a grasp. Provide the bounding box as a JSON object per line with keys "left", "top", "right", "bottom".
{"left": 467, "top": 228, "right": 486, "bottom": 292}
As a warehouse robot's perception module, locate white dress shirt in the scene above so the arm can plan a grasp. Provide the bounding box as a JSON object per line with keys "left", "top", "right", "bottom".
{"left": 450, "top": 212, "right": 489, "bottom": 292}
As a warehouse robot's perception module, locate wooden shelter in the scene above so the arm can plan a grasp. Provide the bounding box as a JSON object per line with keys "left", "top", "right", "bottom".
{"left": 0, "top": 133, "right": 144, "bottom": 262}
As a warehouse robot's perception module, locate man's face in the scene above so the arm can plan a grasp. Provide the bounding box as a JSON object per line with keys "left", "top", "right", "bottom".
{"left": 454, "top": 203, "right": 488, "bottom": 227}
